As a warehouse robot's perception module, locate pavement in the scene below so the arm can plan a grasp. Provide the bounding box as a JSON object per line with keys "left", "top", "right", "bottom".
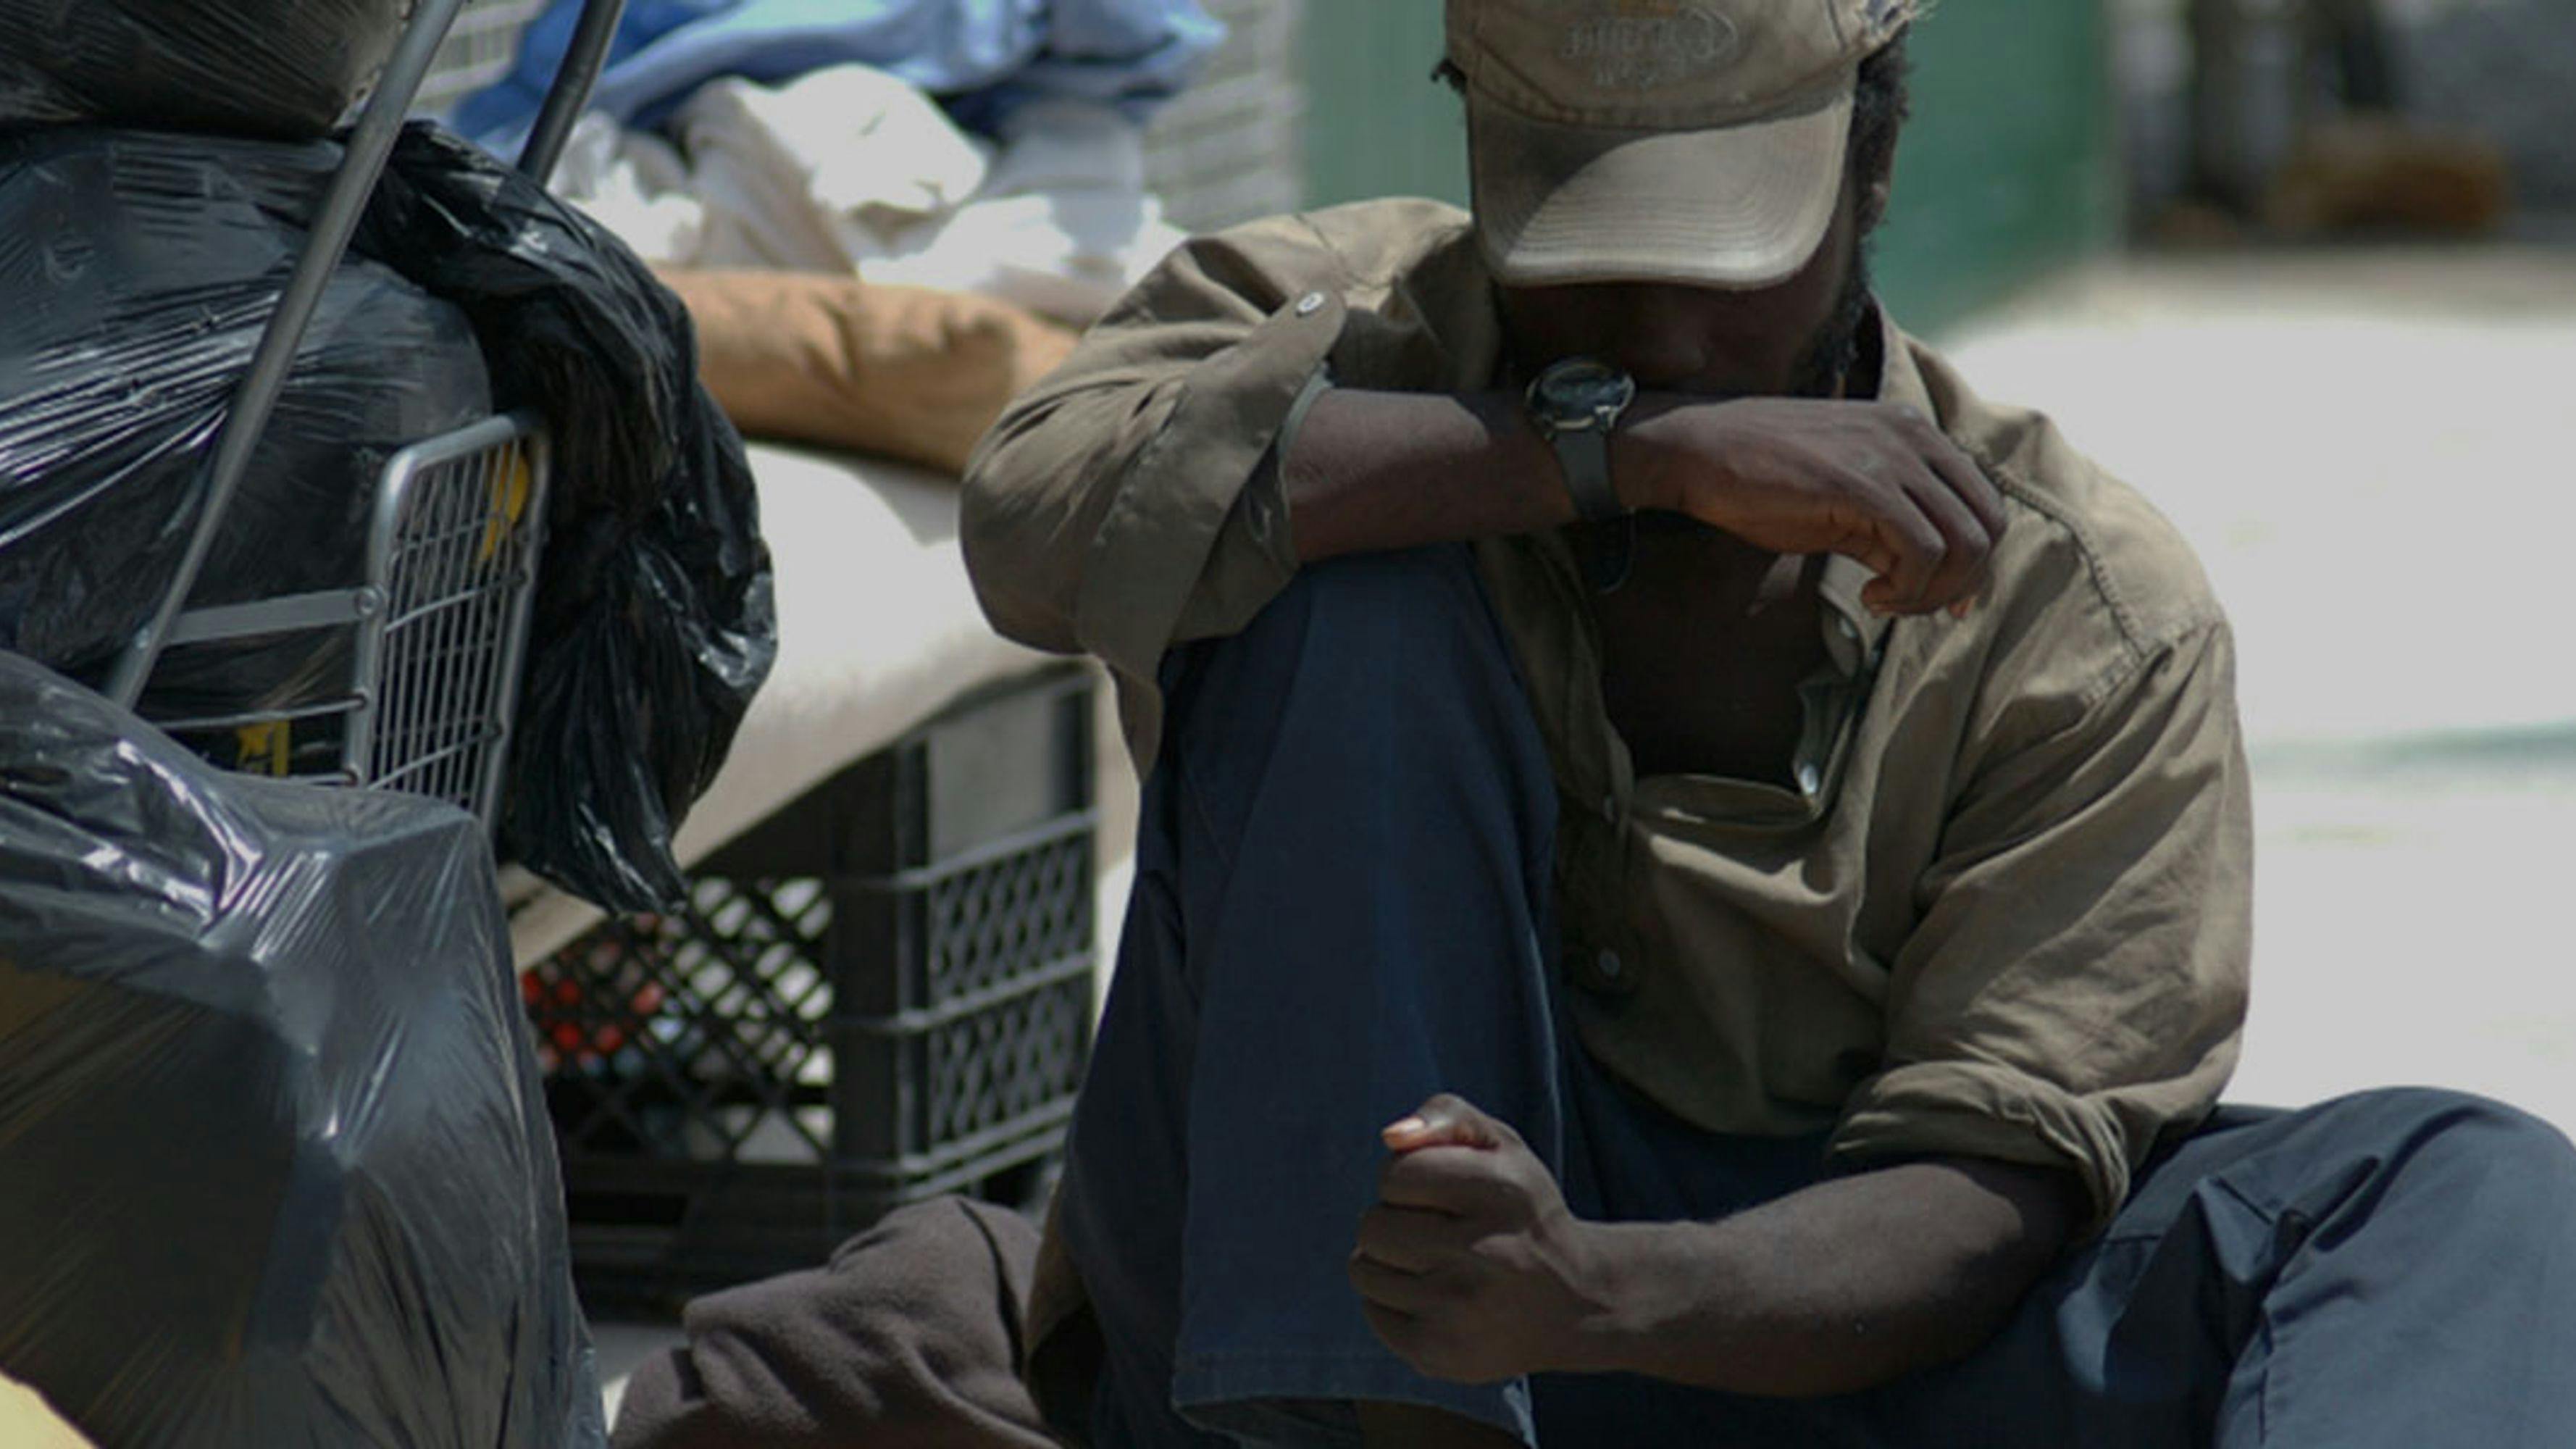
{"left": 590, "top": 237, "right": 2576, "bottom": 1425}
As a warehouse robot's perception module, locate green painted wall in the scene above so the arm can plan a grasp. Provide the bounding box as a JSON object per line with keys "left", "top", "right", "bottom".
{"left": 1870, "top": 1, "right": 2123, "bottom": 334}
{"left": 1302, "top": 0, "right": 1470, "bottom": 217}
{"left": 1299, "top": 1, "right": 2121, "bottom": 335}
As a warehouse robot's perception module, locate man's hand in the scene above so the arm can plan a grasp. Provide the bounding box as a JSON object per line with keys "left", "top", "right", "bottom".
{"left": 1619, "top": 396, "right": 2008, "bottom": 618}
{"left": 1347, "top": 1091, "right": 2083, "bottom": 1399}
{"left": 1347, "top": 1094, "right": 1618, "bottom": 1385}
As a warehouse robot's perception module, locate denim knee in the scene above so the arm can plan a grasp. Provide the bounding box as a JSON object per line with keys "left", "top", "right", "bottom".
{"left": 1239, "top": 545, "right": 1508, "bottom": 684}
{"left": 2307, "top": 1085, "right": 2576, "bottom": 1218}
{"left": 1165, "top": 545, "right": 1545, "bottom": 856}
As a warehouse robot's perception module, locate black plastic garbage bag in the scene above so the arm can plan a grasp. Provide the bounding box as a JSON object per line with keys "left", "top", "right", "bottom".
{"left": 0, "top": 121, "right": 769, "bottom": 913}
{"left": 0, "top": 128, "right": 493, "bottom": 722}
{"left": 0, "top": 0, "right": 409, "bottom": 139}
{"left": 0, "top": 652, "right": 608, "bottom": 1449}
{"left": 357, "top": 124, "right": 775, "bottom": 914}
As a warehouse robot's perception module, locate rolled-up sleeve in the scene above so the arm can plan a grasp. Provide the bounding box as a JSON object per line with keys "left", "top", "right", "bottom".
{"left": 1831, "top": 619, "right": 2253, "bottom": 1233}
{"left": 961, "top": 221, "right": 1350, "bottom": 764}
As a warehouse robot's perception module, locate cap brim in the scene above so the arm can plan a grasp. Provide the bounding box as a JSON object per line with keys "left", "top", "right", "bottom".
{"left": 1470, "top": 83, "right": 1853, "bottom": 290}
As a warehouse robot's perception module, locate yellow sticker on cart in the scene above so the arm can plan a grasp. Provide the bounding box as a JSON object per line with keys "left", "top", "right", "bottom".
{"left": 481, "top": 451, "right": 534, "bottom": 563}
{"left": 236, "top": 721, "right": 293, "bottom": 777}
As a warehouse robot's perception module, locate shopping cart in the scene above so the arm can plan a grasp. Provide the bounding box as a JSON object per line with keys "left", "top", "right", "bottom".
{"left": 101, "top": 0, "right": 630, "bottom": 833}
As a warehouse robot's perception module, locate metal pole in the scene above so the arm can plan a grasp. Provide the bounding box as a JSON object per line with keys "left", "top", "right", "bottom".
{"left": 517, "top": 0, "right": 630, "bottom": 185}
{"left": 105, "top": 0, "right": 474, "bottom": 710}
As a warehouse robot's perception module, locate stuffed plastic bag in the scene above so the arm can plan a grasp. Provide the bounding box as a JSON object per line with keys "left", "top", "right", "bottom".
{"left": 0, "top": 128, "right": 493, "bottom": 719}
{"left": 0, "top": 0, "right": 409, "bottom": 139}
{"left": 0, "top": 122, "right": 771, "bottom": 912}
{"left": 356, "top": 124, "right": 776, "bottom": 914}
{"left": 0, "top": 652, "right": 608, "bottom": 1449}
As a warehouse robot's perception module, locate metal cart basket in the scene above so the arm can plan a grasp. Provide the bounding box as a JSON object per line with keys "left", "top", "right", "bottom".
{"left": 103, "top": 0, "right": 630, "bottom": 830}
{"left": 140, "top": 414, "right": 552, "bottom": 826}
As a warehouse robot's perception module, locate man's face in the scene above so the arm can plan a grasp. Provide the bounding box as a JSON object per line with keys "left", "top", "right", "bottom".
{"left": 1495, "top": 172, "right": 1864, "bottom": 400}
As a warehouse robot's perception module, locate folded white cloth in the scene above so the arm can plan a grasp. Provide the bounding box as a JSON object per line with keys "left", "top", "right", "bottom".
{"left": 865, "top": 96, "right": 1179, "bottom": 324}
{"left": 550, "top": 114, "right": 705, "bottom": 262}
{"left": 547, "top": 65, "right": 1182, "bottom": 325}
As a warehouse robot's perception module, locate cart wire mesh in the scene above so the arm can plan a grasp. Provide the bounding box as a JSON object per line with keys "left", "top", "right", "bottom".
{"left": 140, "top": 413, "right": 548, "bottom": 831}
{"left": 353, "top": 414, "right": 550, "bottom": 822}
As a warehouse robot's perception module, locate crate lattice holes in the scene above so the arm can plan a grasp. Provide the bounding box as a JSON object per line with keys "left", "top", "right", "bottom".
{"left": 522, "top": 670, "right": 1097, "bottom": 1303}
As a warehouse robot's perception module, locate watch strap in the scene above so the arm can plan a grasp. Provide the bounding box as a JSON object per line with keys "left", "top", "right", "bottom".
{"left": 1579, "top": 514, "right": 1635, "bottom": 594}
{"left": 1552, "top": 427, "right": 1625, "bottom": 524}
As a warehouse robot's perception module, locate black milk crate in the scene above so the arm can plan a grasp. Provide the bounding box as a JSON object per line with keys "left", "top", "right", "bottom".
{"left": 524, "top": 668, "right": 1097, "bottom": 1306}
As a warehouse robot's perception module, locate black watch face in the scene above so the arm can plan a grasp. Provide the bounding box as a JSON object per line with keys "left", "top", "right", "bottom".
{"left": 1539, "top": 358, "right": 1636, "bottom": 419}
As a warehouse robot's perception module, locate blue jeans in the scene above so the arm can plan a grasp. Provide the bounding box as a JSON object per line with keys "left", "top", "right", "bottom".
{"left": 1056, "top": 546, "right": 2576, "bottom": 1448}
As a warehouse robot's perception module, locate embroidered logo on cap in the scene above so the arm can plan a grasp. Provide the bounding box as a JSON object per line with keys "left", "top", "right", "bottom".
{"left": 1558, "top": 2, "right": 1741, "bottom": 91}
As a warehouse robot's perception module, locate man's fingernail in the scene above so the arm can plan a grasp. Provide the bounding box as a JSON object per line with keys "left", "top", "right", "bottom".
{"left": 1384, "top": 1115, "right": 1428, "bottom": 1137}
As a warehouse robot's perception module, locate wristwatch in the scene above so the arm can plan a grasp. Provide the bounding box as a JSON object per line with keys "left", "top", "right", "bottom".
{"left": 1526, "top": 356, "right": 1638, "bottom": 590}
{"left": 1524, "top": 356, "right": 1636, "bottom": 523}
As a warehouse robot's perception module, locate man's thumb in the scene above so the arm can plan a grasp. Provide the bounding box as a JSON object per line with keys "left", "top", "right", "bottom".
{"left": 1382, "top": 1093, "right": 1510, "bottom": 1152}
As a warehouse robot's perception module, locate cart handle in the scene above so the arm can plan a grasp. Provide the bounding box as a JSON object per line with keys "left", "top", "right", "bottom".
{"left": 520, "top": 0, "right": 629, "bottom": 187}
{"left": 106, "top": 0, "right": 628, "bottom": 710}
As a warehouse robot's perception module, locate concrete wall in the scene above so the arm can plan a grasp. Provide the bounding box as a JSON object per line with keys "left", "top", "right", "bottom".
{"left": 2114, "top": 0, "right": 2576, "bottom": 220}
{"left": 2378, "top": 0, "right": 2576, "bottom": 209}
{"left": 419, "top": 0, "right": 556, "bottom": 117}
{"left": 1139, "top": 0, "right": 1308, "bottom": 232}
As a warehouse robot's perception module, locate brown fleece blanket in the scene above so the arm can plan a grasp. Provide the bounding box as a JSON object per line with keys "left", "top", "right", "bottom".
{"left": 658, "top": 269, "right": 1077, "bottom": 476}
{"left": 611, "top": 1197, "right": 1055, "bottom": 1449}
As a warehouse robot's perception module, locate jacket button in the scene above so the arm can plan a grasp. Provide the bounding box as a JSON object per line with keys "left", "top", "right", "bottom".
{"left": 1295, "top": 291, "right": 1326, "bottom": 316}
{"left": 1597, "top": 949, "right": 1625, "bottom": 982}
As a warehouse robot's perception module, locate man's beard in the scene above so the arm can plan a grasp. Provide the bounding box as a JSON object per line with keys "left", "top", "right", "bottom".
{"left": 1788, "top": 241, "right": 1878, "bottom": 399}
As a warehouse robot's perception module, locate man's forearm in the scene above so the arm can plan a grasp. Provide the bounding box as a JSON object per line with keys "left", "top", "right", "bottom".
{"left": 1281, "top": 386, "right": 2004, "bottom": 622}
{"left": 1281, "top": 388, "right": 1613, "bottom": 562}
{"left": 1566, "top": 1157, "right": 2081, "bottom": 1397}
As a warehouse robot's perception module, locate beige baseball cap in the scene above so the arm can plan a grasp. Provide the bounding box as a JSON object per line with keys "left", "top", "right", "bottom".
{"left": 1450, "top": 0, "right": 1916, "bottom": 288}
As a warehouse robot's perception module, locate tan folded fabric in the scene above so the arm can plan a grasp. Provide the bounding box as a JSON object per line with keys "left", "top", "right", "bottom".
{"left": 661, "top": 268, "right": 1079, "bottom": 476}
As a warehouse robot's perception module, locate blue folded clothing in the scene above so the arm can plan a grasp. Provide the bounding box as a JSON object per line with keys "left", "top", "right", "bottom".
{"left": 456, "top": 0, "right": 1223, "bottom": 145}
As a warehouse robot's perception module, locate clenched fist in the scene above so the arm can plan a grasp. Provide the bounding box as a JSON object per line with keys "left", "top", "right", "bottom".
{"left": 1348, "top": 1094, "right": 1625, "bottom": 1385}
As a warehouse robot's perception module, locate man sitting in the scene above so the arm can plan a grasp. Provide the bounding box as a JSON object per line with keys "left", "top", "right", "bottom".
{"left": 962, "top": 1, "right": 2576, "bottom": 1442}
